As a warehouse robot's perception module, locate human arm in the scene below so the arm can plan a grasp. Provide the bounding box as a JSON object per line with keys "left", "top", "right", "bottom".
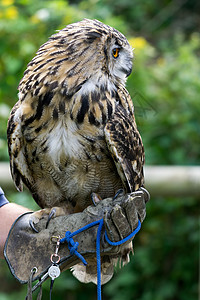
{"left": 0, "top": 187, "right": 30, "bottom": 258}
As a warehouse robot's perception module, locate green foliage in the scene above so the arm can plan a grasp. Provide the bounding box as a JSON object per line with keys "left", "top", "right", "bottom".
{"left": 127, "top": 33, "right": 200, "bottom": 165}
{"left": 0, "top": 1, "right": 199, "bottom": 300}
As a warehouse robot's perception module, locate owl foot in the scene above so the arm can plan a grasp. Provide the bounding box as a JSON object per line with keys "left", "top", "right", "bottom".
{"left": 91, "top": 192, "right": 102, "bottom": 206}
{"left": 29, "top": 207, "right": 66, "bottom": 233}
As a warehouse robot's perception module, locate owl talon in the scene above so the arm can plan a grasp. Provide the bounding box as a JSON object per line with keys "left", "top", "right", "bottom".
{"left": 91, "top": 192, "right": 102, "bottom": 206}
{"left": 46, "top": 208, "right": 56, "bottom": 229}
{"left": 113, "top": 189, "right": 124, "bottom": 201}
{"left": 139, "top": 187, "right": 150, "bottom": 203}
{"left": 29, "top": 207, "right": 66, "bottom": 232}
{"left": 29, "top": 218, "right": 39, "bottom": 233}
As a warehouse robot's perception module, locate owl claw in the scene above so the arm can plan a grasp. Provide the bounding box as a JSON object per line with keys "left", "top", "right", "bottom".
{"left": 139, "top": 187, "right": 150, "bottom": 203}
{"left": 46, "top": 208, "right": 56, "bottom": 229}
{"left": 29, "top": 218, "right": 39, "bottom": 233}
{"left": 91, "top": 192, "right": 102, "bottom": 206}
{"left": 112, "top": 189, "right": 124, "bottom": 201}
{"left": 28, "top": 207, "right": 65, "bottom": 233}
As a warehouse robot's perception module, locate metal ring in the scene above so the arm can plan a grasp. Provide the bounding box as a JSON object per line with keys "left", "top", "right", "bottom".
{"left": 31, "top": 267, "right": 38, "bottom": 275}
{"left": 51, "top": 235, "right": 60, "bottom": 243}
{"left": 51, "top": 254, "right": 60, "bottom": 264}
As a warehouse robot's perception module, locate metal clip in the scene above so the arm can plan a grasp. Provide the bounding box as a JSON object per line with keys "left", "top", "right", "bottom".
{"left": 50, "top": 236, "right": 61, "bottom": 264}
{"left": 29, "top": 237, "right": 61, "bottom": 295}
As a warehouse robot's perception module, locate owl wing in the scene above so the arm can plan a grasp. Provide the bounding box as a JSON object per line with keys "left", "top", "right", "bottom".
{"left": 7, "top": 102, "right": 33, "bottom": 193}
{"left": 104, "top": 104, "right": 144, "bottom": 192}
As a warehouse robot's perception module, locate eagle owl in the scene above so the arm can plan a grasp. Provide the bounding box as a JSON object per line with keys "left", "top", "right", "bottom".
{"left": 7, "top": 19, "right": 145, "bottom": 284}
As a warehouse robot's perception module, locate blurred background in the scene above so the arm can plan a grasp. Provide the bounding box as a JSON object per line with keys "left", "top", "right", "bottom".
{"left": 0, "top": 0, "right": 199, "bottom": 299}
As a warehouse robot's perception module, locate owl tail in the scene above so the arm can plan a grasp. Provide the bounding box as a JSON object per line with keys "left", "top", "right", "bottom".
{"left": 71, "top": 257, "right": 114, "bottom": 285}
{"left": 71, "top": 242, "right": 133, "bottom": 284}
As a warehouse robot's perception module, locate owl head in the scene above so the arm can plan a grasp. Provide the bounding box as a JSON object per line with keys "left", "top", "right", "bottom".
{"left": 19, "top": 19, "right": 133, "bottom": 97}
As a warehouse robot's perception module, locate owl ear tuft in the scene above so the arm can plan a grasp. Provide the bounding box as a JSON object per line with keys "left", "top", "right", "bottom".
{"left": 86, "top": 31, "right": 102, "bottom": 44}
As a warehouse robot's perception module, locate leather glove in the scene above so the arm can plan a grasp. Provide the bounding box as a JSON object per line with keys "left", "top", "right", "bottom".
{"left": 4, "top": 188, "right": 149, "bottom": 285}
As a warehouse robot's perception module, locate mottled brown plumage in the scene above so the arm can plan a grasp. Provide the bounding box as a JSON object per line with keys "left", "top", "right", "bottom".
{"left": 7, "top": 19, "right": 145, "bottom": 283}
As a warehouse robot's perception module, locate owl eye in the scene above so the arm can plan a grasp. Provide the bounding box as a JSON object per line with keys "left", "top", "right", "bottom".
{"left": 112, "top": 48, "right": 120, "bottom": 58}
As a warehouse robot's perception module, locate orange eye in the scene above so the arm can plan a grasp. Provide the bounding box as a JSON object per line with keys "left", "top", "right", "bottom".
{"left": 112, "top": 48, "right": 119, "bottom": 58}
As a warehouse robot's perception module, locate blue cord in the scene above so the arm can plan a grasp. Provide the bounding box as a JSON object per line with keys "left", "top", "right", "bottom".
{"left": 60, "top": 219, "right": 141, "bottom": 300}
{"left": 96, "top": 219, "right": 104, "bottom": 300}
{"left": 60, "top": 231, "right": 88, "bottom": 266}
{"left": 104, "top": 219, "right": 141, "bottom": 246}
{"left": 60, "top": 220, "right": 102, "bottom": 266}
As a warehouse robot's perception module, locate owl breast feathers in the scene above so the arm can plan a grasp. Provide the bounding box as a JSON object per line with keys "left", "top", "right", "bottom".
{"left": 7, "top": 18, "right": 145, "bottom": 284}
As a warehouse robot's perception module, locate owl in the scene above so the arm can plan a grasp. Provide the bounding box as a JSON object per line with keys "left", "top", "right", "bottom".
{"left": 7, "top": 19, "right": 145, "bottom": 284}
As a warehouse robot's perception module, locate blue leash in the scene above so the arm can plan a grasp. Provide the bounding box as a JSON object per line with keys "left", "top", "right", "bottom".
{"left": 60, "top": 218, "right": 141, "bottom": 300}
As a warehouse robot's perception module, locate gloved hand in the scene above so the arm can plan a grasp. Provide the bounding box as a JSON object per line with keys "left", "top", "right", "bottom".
{"left": 4, "top": 188, "right": 149, "bottom": 285}
{"left": 104, "top": 187, "right": 149, "bottom": 243}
